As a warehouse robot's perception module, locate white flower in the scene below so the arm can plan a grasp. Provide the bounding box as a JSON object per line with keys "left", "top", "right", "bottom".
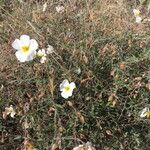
{"left": 133, "top": 9, "right": 140, "bottom": 17}
{"left": 133, "top": 9, "right": 142, "bottom": 23}
{"left": 3, "top": 105, "right": 16, "bottom": 119}
{"left": 73, "top": 142, "right": 95, "bottom": 150}
{"left": 47, "top": 45, "right": 54, "bottom": 54}
{"left": 56, "top": 5, "right": 65, "bottom": 13}
{"left": 60, "top": 79, "right": 76, "bottom": 99}
{"left": 140, "top": 107, "right": 150, "bottom": 118}
{"left": 12, "top": 35, "right": 38, "bottom": 62}
{"left": 37, "top": 49, "right": 46, "bottom": 57}
{"left": 37, "top": 49, "right": 47, "bottom": 63}
{"left": 135, "top": 16, "right": 142, "bottom": 23}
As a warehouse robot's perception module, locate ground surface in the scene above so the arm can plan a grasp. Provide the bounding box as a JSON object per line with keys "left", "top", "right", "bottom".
{"left": 0, "top": 0, "right": 150, "bottom": 150}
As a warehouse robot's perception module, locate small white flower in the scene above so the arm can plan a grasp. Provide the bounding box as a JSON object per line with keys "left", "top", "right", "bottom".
{"left": 3, "top": 105, "right": 16, "bottom": 119}
{"left": 40, "top": 56, "right": 47, "bottom": 63}
{"left": 133, "top": 9, "right": 140, "bottom": 17}
{"left": 73, "top": 142, "right": 95, "bottom": 150}
{"left": 133, "top": 9, "right": 142, "bottom": 23}
{"left": 37, "top": 49, "right": 46, "bottom": 57}
{"left": 47, "top": 45, "right": 54, "bottom": 54}
{"left": 140, "top": 107, "right": 150, "bottom": 118}
{"left": 135, "top": 16, "right": 142, "bottom": 23}
{"left": 42, "top": 2, "right": 47, "bottom": 12}
{"left": 12, "top": 35, "right": 38, "bottom": 62}
{"left": 56, "top": 5, "right": 65, "bottom": 13}
{"left": 60, "top": 79, "right": 76, "bottom": 99}
{"left": 37, "top": 49, "right": 47, "bottom": 63}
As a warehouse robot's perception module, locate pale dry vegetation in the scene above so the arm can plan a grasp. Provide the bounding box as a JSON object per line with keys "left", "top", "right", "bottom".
{"left": 0, "top": 0, "right": 150, "bottom": 150}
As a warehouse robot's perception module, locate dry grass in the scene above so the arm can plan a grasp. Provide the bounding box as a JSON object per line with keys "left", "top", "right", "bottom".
{"left": 0, "top": 0, "right": 150, "bottom": 150}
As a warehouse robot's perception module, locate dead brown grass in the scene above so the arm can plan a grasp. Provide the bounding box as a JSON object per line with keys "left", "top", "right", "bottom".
{"left": 0, "top": 0, "right": 150, "bottom": 149}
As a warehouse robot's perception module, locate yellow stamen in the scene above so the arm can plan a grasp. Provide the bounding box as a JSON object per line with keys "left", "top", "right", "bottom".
{"left": 135, "top": 12, "right": 140, "bottom": 16}
{"left": 21, "top": 45, "right": 29, "bottom": 53}
{"left": 134, "top": 10, "right": 140, "bottom": 17}
{"left": 146, "top": 83, "right": 150, "bottom": 90}
{"left": 64, "top": 86, "right": 70, "bottom": 91}
{"left": 79, "top": 147, "right": 87, "bottom": 150}
{"left": 38, "top": 54, "right": 44, "bottom": 57}
{"left": 145, "top": 111, "right": 150, "bottom": 118}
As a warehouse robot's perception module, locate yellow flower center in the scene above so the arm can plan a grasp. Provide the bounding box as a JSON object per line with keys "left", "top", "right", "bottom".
{"left": 39, "top": 54, "right": 44, "bottom": 58}
{"left": 8, "top": 107, "right": 13, "bottom": 113}
{"left": 134, "top": 10, "right": 140, "bottom": 17}
{"left": 21, "top": 45, "right": 29, "bottom": 53}
{"left": 64, "top": 86, "right": 70, "bottom": 91}
{"left": 79, "top": 147, "right": 87, "bottom": 150}
{"left": 146, "top": 83, "right": 150, "bottom": 90}
{"left": 135, "top": 12, "right": 140, "bottom": 17}
{"left": 145, "top": 111, "right": 150, "bottom": 118}
{"left": 27, "top": 144, "right": 34, "bottom": 150}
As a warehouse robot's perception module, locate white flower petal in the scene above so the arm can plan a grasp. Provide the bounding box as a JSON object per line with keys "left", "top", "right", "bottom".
{"left": 140, "top": 107, "right": 149, "bottom": 118}
{"left": 61, "top": 91, "right": 69, "bottom": 99}
{"left": 37, "top": 50, "right": 43, "bottom": 57}
{"left": 10, "top": 111, "right": 16, "bottom": 118}
{"left": 60, "top": 79, "right": 69, "bottom": 91}
{"left": 12, "top": 39, "right": 21, "bottom": 50}
{"left": 29, "top": 39, "right": 38, "bottom": 51}
{"left": 140, "top": 111, "right": 147, "bottom": 118}
{"left": 70, "top": 82, "right": 76, "bottom": 90}
{"left": 5, "top": 107, "right": 11, "bottom": 115}
{"left": 27, "top": 51, "right": 37, "bottom": 61}
{"left": 40, "top": 56, "right": 47, "bottom": 63}
{"left": 136, "top": 16, "right": 142, "bottom": 23}
{"left": 15, "top": 51, "right": 28, "bottom": 62}
{"left": 47, "top": 45, "right": 54, "bottom": 54}
{"left": 62, "top": 80, "right": 70, "bottom": 87}
{"left": 67, "top": 91, "right": 73, "bottom": 97}
{"left": 20, "top": 35, "right": 30, "bottom": 46}
{"left": 37, "top": 49, "right": 46, "bottom": 57}
{"left": 143, "top": 107, "right": 149, "bottom": 112}
{"left": 41, "top": 49, "right": 46, "bottom": 55}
